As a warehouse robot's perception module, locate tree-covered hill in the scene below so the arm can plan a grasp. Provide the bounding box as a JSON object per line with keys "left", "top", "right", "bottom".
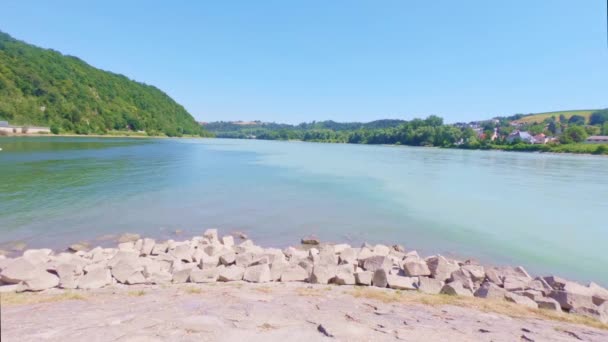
{"left": 0, "top": 31, "right": 210, "bottom": 136}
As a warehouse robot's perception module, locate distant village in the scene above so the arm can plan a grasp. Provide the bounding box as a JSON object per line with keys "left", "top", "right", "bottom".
{"left": 0, "top": 121, "right": 50, "bottom": 135}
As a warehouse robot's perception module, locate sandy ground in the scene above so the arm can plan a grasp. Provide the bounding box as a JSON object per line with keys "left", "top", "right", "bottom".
{"left": 2, "top": 282, "right": 607, "bottom": 342}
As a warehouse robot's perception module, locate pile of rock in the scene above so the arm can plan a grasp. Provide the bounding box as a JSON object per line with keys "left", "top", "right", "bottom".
{"left": 0, "top": 230, "right": 606, "bottom": 323}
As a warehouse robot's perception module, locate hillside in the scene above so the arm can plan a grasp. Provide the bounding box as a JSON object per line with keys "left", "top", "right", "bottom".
{"left": 0, "top": 31, "right": 209, "bottom": 136}
{"left": 512, "top": 110, "right": 598, "bottom": 124}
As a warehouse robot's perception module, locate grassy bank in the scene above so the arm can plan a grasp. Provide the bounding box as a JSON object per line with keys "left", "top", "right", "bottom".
{"left": 482, "top": 143, "right": 608, "bottom": 155}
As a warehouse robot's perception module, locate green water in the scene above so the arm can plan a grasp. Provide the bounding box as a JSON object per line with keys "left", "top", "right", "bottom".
{"left": 1, "top": 137, "right": 607, "bottom": 284}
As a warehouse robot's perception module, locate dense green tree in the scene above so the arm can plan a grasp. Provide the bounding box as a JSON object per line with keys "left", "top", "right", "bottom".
{"left": 560, "top": 126, "right": 588, "bottom": 143}
{"left": 0, "top": 31, "right": 211, "bottom": 137}
{"left": 568, "top": 115, "right": 586, "bottom": 125}
{"left": 590, "top": 109, "right": 608, "bottom": 126}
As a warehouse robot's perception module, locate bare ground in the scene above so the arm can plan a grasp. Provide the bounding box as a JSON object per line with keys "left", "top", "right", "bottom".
{"left": 2, "top": 282, "right": 607, "bottom": 342}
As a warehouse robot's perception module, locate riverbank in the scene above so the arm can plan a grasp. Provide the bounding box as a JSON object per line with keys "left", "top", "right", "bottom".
{"left": 1, "top": 229, "right": 607, "bottom": 337}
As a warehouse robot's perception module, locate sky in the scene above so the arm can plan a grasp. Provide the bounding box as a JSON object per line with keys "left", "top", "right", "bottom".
{"left": 1, "top": 1, "right": 607, "bottom": 124}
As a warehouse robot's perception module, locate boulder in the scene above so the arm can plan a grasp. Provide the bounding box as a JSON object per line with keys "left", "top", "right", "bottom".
{"left": 373, "top": 244, "right": 390, "bottom": 257}
{"left": 402, "top": 256, "right": 431, "bottom": 277}
{"left": 203, "top": 229, "right": 219, "bottom": 242}
{"left": 361, "top": 256, "right": 392, "bottom": 273}
{"left": 118, "top": 233, "right": 140, "bottom": 243}
{"left": 111, "top": 259, "right": 142, "bottom": 284}
{"left": 301, "top": 236, "right": 320, "bottom": 245}
{"left": 78, "top": 267, "right": 111, "bottom": 289}
{"left": 417, "top": 276, "right": 443, "bottom": 294}
{"left": 484, "top": 267, "right": 503, "bottom": 285}
{"left": 534, "top": 297, "right": 561, "bottom": 311}
{"left": 503, "top": 275, "right": 531, "bottom": 291}
{"left": 298, "top": 259, "right": 314, "bottom": 277}
{"left": 280, "top": 265, "right": 309, "bottom": 282}
{"left": 461, "top": 265, "right": 485, "bottom": 283}
{"left": 525, "top": 277, "right": 553, "bottom": 296}
{"left": 548, "top": 290, "right": 595, "bottom": 311}
{"left": 170, "top": 244, "right": 194, "bottom": 262}
{"left": 107, "top": 251, "right": 139, "bottom": 268}
{"left": 338, "top": 248, "right": 358, "bottom": 265}
{"left": 190, "top": 268, "right": 219, "bottom": 283}
{"left": 172, "top": 268, "right": 192, "bottom": 283}
{"left": 355, "top": 271, "right": 372, "bottom": 286}
{"left": 200, "top": 254, "right": 220, "bottom": 269}
{"left": 0, "top": 258, "right": 38, "bottom": 284}
{"left": 270, "top": 258, "right": 289, "bottom": 281}
{"left": 333, "top": 264, "right": 356, "bottom": 285}
{"left": 372, "top": 269, "right": 388, "bottom": 288}
{"left": 449, "top": 269, "right": 475, "bottom": 290}
{"left": 235, "top": 253, "right": 255, "bottom": 268}
{"left": 589, "top": 282, "right": 608, "bottom": 306}
{"left": 219, "top": 252, "right": 236, "bottom": 266}
{"left": 504, "top": 292, "right": 538, "bottom": 309}
{"left": 118, "top": 242, "right": 136, "bottom": 251}
{"left": 0, "top": 284, "right": 20, "bottom": 293}
{"left": 55, "top": 263, "right": 81, "bottom": 289}
{"left": 441, "top": 281, "right": 473, "bottom": 297}
{"left": 310, "top": 265, "right": 337, "bottom": 284}
{"left": 17, "top": 270, "right": 59, "bottom": 292}
{"left": 151, "top": 242, "right": 168, "bottom": 255}
{"left": 283, "top": 247, "right": 308, "bottom": 261}
{"left": 221, "top": 236, "right": 235, "bottom": 248}
{"left": 140, "top": 238, "right": 155, "bottom": 256}
{"left": 146, "top": 270, "right": 173, "bottom": 284}
{"left": 332, "top": 243, "right": 350, "bottom": 254}
{"left": 23, "top": 249, "right": 52, "bottom": 265}
{"left": 357, "top": 247, "right": 375, "bottom": 261}
{"left": 218, "top": 265, "right": 245, "bottom": 282}
{"left": 570, "top": 304, "right": 608, "bottom": 323}
{"left": 68, "top": 243, "right": 89, "bottom": 253}
{"left": 387, "top": 275, "right": 417, "bottom": 290}
{"left": 313, "top": 248, "right": 338, "bottom": 266}
{"left": 243, "top": 264, "right": 271, "bottom": 283}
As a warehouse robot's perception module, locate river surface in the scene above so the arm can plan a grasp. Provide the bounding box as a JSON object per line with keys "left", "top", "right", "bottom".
{"left": 1, "top": 137, "right": 607, "bottom": 285}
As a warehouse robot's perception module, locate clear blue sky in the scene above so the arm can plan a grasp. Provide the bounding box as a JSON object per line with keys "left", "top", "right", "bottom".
{"left": 1, "top": 1, "right": 607, "bottom": 123}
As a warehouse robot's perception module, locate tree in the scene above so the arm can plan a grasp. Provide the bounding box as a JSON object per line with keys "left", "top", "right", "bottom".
{"left": 560, "top": 126, "right": 588, "bottom": 143}
{"left": 568, "top": 115, "right": 586, "bottom": 125}
{"left": 547, "top": 120, "right": 557, "bottom": 135}
{"left": 590, "top": 109, "right": 608, "bottom": 126}
{"left": 603, "top": 122, "right": 608, "bottom": 135}
{"left": 559, "top": 114, "right": 566, "bottom": 123}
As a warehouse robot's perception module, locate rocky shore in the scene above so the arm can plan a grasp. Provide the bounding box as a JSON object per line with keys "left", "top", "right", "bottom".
{"left": 1, "top": 229, "right": 607, "bottom": 326}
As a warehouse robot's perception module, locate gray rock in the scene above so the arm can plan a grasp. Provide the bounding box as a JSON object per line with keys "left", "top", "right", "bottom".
{"left": 280, "top": 265, "right": 309, "bottom": 282}
{"left": 484, "top": 267, "right": 503, "bottom": 285}
{"left": 310, "top": 265, "right": 337, "bottom": 284}
{"left": 535, "top": 297, "right": 561, "bottom": 311}
{"left": 68, "top": 243, "right": 90, "bottom": 253}
{"left": 78, "top": 267, "right": 111, "bottom": 289}
{"left": 474, "top": 282, "right": 507, "bottom": 300}
{"left": 243, "top": 264, "right": 271, "bottom": 283}
{"left": 355, "top": 271, "right": 372, "bottom": 286}
{"left": 17, "top": 270, "right": 59, "bottom": 292}
{"left": 146, "top": 270, "right": 173, "bottom": 284}
{"left": 526, "top": 277, "right": 553, "bottom": 296}
{"left": 235, "top": 253, "right": 255, "bottom": 268}
{"left": 450, "top": 269, "right": 475, "bottom": 290}
{"left": 387, "top": 275, "right": 417, "bottom": 290}
{"left": 151, "top": 242, "right": 168, "bottom": 255}
{"left": 203, "top": 229, "right": 219, "bottom": 242}
{"left": 219, "top": 252, "right": 236, "bottom": 266}
{"left": 333, "top": 264, "right": 356, "bottom": 285}
{"left": 462, "top": 265, "right": 485, "bottom": 283}
{"left": 548, "top": 290, "right": 595, "bottom": 311}
{"left": 338, "top": 248, "right": 359, "bottom": 265}
{"left": 504, "top": 292, "right": 538, "bottom": 309}
{"left": 200, "top": 254, "right": 220, "bottom": 269}
{"left": 56, "top": 263, "right": 81, "bottom": 289}
{"left": 270, "top": 258, "right": 289, "bottom": 281}
{"left": 172, "top": 268, "right": 192, "bottom": 283}
{"left": 0, "top": 284, "right": 20, "bottom": 293}
{"left": 298, "top": 259, "right": 314, "bottom": 278}
{"left": 503, "top": 275, "right": 531, "bottom": 291}
{"left": 118, "top": 242, "right": 136, "bottom": 251}
{"left": 441, "top": 281, "right": 473, "bottom": 297}
{"left": 417, "top": 276, "right": 443, "bottom": 294}
{"left": 107, "top": 251, "right": 139, "bottom": 268}
{"left": 402, "top": 256, "right": 431, "bottom": 277}
{"left": 126, "top": 272, "right": 147, "bottom": 284}
{"left": 301, "top": 236, "right": 320, "bottom": 245}
{"left": 0, "top": 258, "right": 38, "bottom": 284}
{"left": 590, "top": 282, "right": 608, "bottom": 306}
{"left": 23, "top": 249, "right": 52, "bottom": 265}
{"left": 221, "top": 235, "right": 235, "bottom": 248}
{"left": 361, "top": 256, "right": 392, "bottom": 273}
{"left": 140, "top": 238, "right": 155, "bottom": 256}
{"left": 111, "top": 260, "right": 141, "bottom": 284}
{"left": 570, "top": 304, "right": 608, "bottom": 323}
{"left": 118, "top": 233, "right": 140, "bottom": 243}
{"left": 372, "top": 268, "right": 388, "bottom": 288}
{"left": 313, "top": 248, "right": 338, "bottom": 266}
{"left": 218, "top": 265, "right": 245, "bottom": 282}
{"left": 170, "top": 244, "right": 193, "bottom": 262}
{"left": 373, "top": 244, "right": 390, "bottom": 256}
{"left": 190, "top": 268, "right": 219, "bottom": 283}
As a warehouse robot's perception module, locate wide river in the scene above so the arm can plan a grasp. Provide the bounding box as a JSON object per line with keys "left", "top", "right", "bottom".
{"left": 0, "top": 137, "right": 607, "bottom": 285}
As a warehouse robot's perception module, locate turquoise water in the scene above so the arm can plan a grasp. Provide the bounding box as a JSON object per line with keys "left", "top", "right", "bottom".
{"left": 1, "top": 137, "right": 607, "bottom": 284}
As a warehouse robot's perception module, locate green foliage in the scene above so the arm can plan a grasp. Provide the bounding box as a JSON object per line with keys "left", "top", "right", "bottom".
{"left": 0, "top": 31, "right": 211, "bottom": 137}
{"left": 560, "top": 126, "right": 588, "bottom": 143}
{"left": 590, "top": 109, "right": 608, "bottom": 126}
{"left": 50, "top": 124, "right": 60, "bottom": 134}
{"left": 568, "top": 115, "right": 586, "bottom": 125}
{"left": 593, "top": 144, "right": 608, "bottom": 155}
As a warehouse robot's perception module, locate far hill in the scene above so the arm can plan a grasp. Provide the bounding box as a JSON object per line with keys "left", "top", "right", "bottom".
{"left": 509, "top": 110, "right": 598, "bottom": 124}
{"left": 0, "top": 31, "right": 209, "bottom": 136}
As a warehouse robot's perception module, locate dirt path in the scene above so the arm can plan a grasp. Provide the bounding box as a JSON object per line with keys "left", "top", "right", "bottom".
{"left": 2, "top": 282, "right": 607, "bottom": 342}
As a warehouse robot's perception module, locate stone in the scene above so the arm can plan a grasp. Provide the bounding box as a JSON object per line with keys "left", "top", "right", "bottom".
{"left": 535, "top": 297, "right": 561, "bottom": 311}
{"left": 17, "top": 270, "right": 59, "bottom": 292}
{"left": 548, "top": 290, "right": 595, "bottom": 311}
{"left": 218, "top": 265, "right": 245, "bottom": 282}
{"left": 387, "top": 275, "right": 417, "bottom": 290}
{"left": 270, "top": 258, "right": 289, "bottom": 281}
{"left": 243, "top": 264, "right": 271, "bottom": 283}
{"left": 111, "top": 259, "right": 141, "bottom": 284}
{"left": 118, "top": 233, "right": 140, "bottom": 243}
{"left": 170, "top": 244, "right": 193, "bottom": 262}
{"left": 526, "top": 278, "right": 553, "bottom": 296}
{"left": 118, "top": 242, "right": 136, "bottom": 251}
{"left": 570, "top": 304, "right": 608, "bottom": 323}
{"left": 280, "top": 265, "right": 309, "bottom": 282}
{"left": 298, "top": 259, "right": 314, "bottom": 277}
{"left": 449, "top": 269, "right": 475, "bottom": 290}
{"left": 310, "top": 265, "right": 337, "bottom": 284}
{"left": 23, "top": 249, "right": 52, "bottom": 265}
{"left": 402, "top": 256, "right": 431, "bottom": 277}
{"left": 392, "top": 244, "right": 406, "bottom": 253}
{"left": 235, "top": 253, "right": 255, "bottom": 268}
{"left": 200, "top": 254, "right": 220, "bottom": 269}
{"left": 338, "top": 248, "right": 359, "bottom": 265}
{"left": 172, "top": 268, "right": 192, "bottom": 283}
{"left": 441, "top": 281, "right": 473, "bottom": 297}
{"left": 0, "top": 284, "right": 20, "bottom": 293}
{"left": 462, "top": 265, "right": 485, "bottom": 282}
{"left": 219, "top": 252, "right": 236, "bottom": 265}
{"left": 333, "top": 264, "right": 356, "bottom": 285}
{"left": 151, "top": 242, "right": 168, "bottom": 255}
{"left": 332, "top": 243, "right": 350, "bottom": 254}
{"left": 361, "top": 256, "right": 392, "bottom": 273}
{"left": 312, "top": 248, "right": 338, "bottom": 266}
{"left": 357, "top": 247, "right": 375, "bottom": 261}
{"left": 221, "top": 236, "right": 235, "bottom": 248}
{"left": 126, "top": 272, "right": 147, "bottom": 284}
{"left": 203, "top": 229, "right": 219, "bottom": 242}
{"left": 134, "top": 239, "right": 144, "bottom": 252}
{"left": 190, "top": 268, "right": 219, "bottom": 283}
{"left": 56, "top": 263, "right": 81, "bottom": 289}
{"left": 301, "top": 236, "right": 320, "bottom": 245}
{"left": 503, "top": 275, "right": 531, "bottom": 291}
{"left": 417, "top": 276, "right": 443, "bottom": 294}
{"left": 589, "top": 282, "right": 608, "bottom": 306}
{"left": 474, "top": 283, "right": 507, "bottom": 299}
{"left": 372, "top": 268, "right": 388, "bottom": 288}
{"left": 146, "top": 270, "right": 172, "bottom": 284}
{"left": 484, "top": 267, "right": 503, "bottom": 285}
{"left": 107, "top": 250, "right": 138, "bottom": 268}
{"left": 283, "top": 247, "right": 308, "bottom": 260}
{"left": 78, "top": 267, "right": 111, "bottom": 289}
{"left": 203, "top": 244, "right": 224, "bottom": 257}
{"left": 141, "top": 238, "right": 155, "bottom": 256}
{"left": 373, "top": 244, "right": 390, "bottom": 256}
{"left": 355, "top": 271, "right": 372, "bottom": 286}
{"left": 0, "top": 258, "right": 38, "bottom": 284}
